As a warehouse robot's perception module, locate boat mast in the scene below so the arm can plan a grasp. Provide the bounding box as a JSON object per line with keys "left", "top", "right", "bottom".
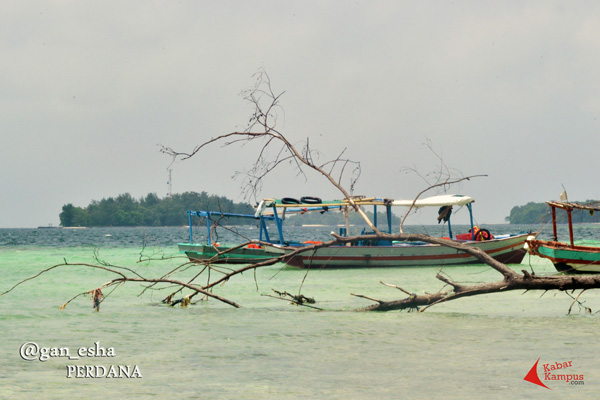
{"left": 567, "top": 207, "right": 574, "bottom": 247}
{"left": 466, "top": 203, "right": 474, "bottom": 240}
{"left": 270, "top": 204, "right": 286, "bottom": 245}
{"left": 344, "top": 206, "right": 350, "bottom": 237}
{"left": 386, "top": 203, "right": 392, "bottom": 234}
{"left": 259, "top": 216, "right": 271, "bottom": 242}
{"left": 551, "top": 205, "right": 558, "bottom": 241}
{"left": 188, "top": 211, "right": 194, "bottom": 243}
{"left": 373, "top": 204, "right": 377, "bottom": 228}
{"left": 205, "top": 214, "right": 213, "bottom": 245}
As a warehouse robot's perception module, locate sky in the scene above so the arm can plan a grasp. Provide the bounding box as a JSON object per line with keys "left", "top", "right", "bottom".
{"left": 2, "top": 1, "right": 600, "bottom": 228}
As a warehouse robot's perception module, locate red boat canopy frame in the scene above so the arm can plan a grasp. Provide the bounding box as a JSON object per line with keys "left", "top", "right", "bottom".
{"left": 547, "top": 201, "right": 600, "bottom": 247}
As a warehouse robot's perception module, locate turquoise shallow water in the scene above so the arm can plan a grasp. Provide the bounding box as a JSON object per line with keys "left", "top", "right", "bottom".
{"left": 1, "top": 224, "right": 600, "bottom": 399}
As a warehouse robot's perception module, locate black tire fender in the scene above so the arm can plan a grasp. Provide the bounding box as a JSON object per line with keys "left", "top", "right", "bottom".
{"left": 300, "top": 196, "right": 322, "bottom": 204}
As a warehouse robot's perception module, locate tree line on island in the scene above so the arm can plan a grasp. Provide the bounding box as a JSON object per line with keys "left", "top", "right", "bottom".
{"left": 60, "top": 192, "right": 599, "bottom": 227}
{"left": 506, "top": 200, "right": 600, "bottom": 224}
{"left": 59, "top": 192, "right": 255, "bottom": 227}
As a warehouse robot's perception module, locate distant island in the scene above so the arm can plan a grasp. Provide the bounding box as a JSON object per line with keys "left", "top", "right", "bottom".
{"left": 59, "top": 192, "right": 255, "bottom": 227}
{"left": 506, "top": 200, "right": 600, "bottom": 224}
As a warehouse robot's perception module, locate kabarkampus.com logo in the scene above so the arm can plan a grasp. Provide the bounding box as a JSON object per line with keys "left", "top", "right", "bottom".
{"left": 524, "top": 358, "right": 584, "bottom": 389}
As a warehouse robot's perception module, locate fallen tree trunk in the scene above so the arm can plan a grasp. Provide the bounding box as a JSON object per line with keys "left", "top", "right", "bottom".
{"left": 354, "top": 272, "right": 600, "bottom": 312}
{"left": 342, "top": 233, "right": 600, "bottom": 312}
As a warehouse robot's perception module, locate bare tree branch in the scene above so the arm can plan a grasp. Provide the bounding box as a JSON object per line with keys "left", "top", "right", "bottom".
{"left": 159, "top": 69, "right": 376, "bottom": 231}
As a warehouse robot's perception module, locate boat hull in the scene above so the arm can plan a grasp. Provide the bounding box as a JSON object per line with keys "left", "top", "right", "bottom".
{"left": 178, "top": 243, "right": 278, "bottom": 264}
{"left": 266, "top": 233, "right": 533, "bottom": 269}
{"left": 527, "top": 239, "right": 600, "bottom": 273}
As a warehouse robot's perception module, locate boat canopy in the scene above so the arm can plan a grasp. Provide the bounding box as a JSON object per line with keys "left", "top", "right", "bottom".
{"left": 546, "top": 201, "right": 600, "bottom": 212}
{"left": 391, "top": 194, "right": 474, "bottom": 208}
{"left": 185, "top": 194, "right": 480, "bottom": 247}
{"left": 254, "top": 194, "right": 477, "bottom": 240}
{"left": 255, "top": 194, "right": 474, "bottom": 216}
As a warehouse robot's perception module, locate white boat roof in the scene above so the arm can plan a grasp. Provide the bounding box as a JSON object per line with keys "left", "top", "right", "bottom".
{"left": 391, "top": 194, "right": 474, "bottom": 208}
{"left": 256, "top": 194, "right": 473, "bottom": 216}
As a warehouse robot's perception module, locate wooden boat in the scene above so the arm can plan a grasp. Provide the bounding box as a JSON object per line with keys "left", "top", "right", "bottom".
{"left": 257, "top": 195, "right": 537, "bottom": 268}
{"left": 179, "top": 242, "right": 278, "bottom": 264}
{"left": 178, "top": 211, "right": 281, "bottom": 264}
{"left": 526, "top": 201, "right": 600, "bottom": 273}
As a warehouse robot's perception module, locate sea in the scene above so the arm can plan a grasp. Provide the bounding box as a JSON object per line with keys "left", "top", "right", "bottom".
{"left": 1, "top": 223, "right": 599, "bottom": 399}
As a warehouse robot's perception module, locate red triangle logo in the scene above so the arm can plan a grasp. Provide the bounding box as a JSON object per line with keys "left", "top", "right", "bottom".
{"left": 524, "top": 358, "right": 551, "bottom": 389}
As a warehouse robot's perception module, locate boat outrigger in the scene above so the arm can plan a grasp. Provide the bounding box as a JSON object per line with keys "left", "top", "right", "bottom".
{"left": 256, "top": 194, "right": 537, "bottom": 268}
{"left": 526, "top": 201, "right": 600, "bottom": 273}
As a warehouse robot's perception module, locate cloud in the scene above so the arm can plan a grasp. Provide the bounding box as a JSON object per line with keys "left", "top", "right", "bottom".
{"left": 2, "top": 1, "right": 600, "bottom": 227}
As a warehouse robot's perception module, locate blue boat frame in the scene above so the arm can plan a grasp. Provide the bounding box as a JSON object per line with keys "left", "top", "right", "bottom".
{"left": 186, "top": 195, "right": 480, "bottom": 248}
{"left": 260, "top": 198, "right": 478, "bottom": 243}
{"left": 186, "top": 210, "right": 278, "bottom": 246}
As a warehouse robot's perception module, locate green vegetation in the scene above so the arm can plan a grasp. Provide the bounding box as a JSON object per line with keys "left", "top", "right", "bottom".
{"left": 506, "top": 200, "right": 600, "bottom": 224}
{"left": 59, "top": 192, "right": 255, "bottom": 227}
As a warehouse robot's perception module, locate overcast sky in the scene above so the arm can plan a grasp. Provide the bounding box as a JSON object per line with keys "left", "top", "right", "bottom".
{"left": 2, "top": 1, "right": 599, "bottom": 228}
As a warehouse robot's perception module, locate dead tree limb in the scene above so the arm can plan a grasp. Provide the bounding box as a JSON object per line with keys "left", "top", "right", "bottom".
{"left": 356, "top": 272, "right": 600, "bottom": 312}
{"left": 160, "top": 69, "right": 376, "bottom": 232}
{"left": 0, "top": 261, "right": 243, "bottom": 310}
{"left": 340, "top": 233, "right": 600, "bottom": 312}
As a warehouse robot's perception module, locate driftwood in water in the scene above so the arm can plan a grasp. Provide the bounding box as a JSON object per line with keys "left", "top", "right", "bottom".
{"left": 345, "top": 233, "right": 600, "bottom": 312}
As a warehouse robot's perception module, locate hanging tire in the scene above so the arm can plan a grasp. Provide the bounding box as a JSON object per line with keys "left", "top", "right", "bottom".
{"left": 300, "top": 196, "right": 322, "bottom": 204}
{"left": 281, "top": 197, "right": 301, "bottom": 204}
